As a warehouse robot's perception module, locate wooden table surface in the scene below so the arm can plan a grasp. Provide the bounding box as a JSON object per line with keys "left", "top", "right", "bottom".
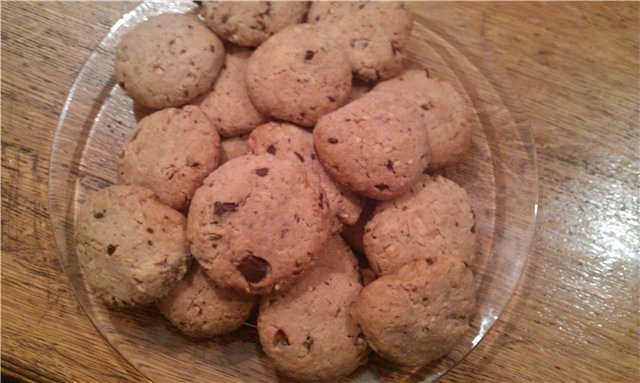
{"left": 2, "top": 2, "right": 638, "bottom": 382}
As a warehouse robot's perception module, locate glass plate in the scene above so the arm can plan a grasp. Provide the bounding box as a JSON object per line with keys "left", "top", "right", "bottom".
{"left": 49, "top": 1, "right": 538, "bottom": 382}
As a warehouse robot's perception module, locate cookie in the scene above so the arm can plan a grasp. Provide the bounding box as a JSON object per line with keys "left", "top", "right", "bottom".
{"left": 246, "top": 24, "right": 352, "bottom": 127}
{"left": 220, "top": 135, "right": 250, "bottom": 164}
{"left": 363, "top": 175, "right": 476, "bottom": 276}
{"left": 199, "top": 2, "right": 309, "bottom": 47}
{"left": 373, "top": 70, "right": 473, "bottom": 169}
{"left": 114, "top": 14, "right": 225, "bottom": 109}
{"left": 196, "top": 47, "right": 269, "bottom": 138}
{"left": 258, "top": 235, "right": 367, "bottom": 381}
{"left": 188, "top": 154, "right": 332, "bottom": 294}
{"left": 313, "top": 89, "right": 430, "bottom": 200}
{"left": 157, "top": 264, "right": 257, "bottom": 338}
{"left": 340, "top": 199, "right": 375, "bottom": 254}
{"left": 357, "top": 256, "right": 475, "bottom": 366}
{"left": 118, "top": 106, "right": 221, "bottom": 211}
{"left": 248, "top": 121, "right": 363, "bottom": 227}
{"left": 75, "top": 185, "right": 190, "bottom": 306}
{"left": 308, "top": 2, "right": 413, "bottom": 82}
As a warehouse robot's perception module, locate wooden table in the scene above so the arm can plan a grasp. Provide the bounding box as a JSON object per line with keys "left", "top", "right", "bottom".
{"left": 2, "top": 2, "right": 638, "bottom": 382}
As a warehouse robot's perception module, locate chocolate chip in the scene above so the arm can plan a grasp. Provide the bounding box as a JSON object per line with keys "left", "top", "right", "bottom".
{"left": 386, "top": 160, "right": 394, "bottom": 171}
{"left": 421, "top": 102, "right": 434, "bottom": 111}
{"left": 375, "top": 183, "right": 389, "bottom": 191}
{"left": 327, "top": 137, "right": 339, "bottom": 144}
{"left": 358, "top": 4, "right": 365, "bottom": 9}
{"left": 93, "top": 212, "right": 104, "bottom": 219}
{"left": 169, "top": 39, "right": 175, "bottom": 46}
{"left": 209, "top": 45, "right": 215, "bottom": 52}
{"left": 315, "top": 15, "right": 320, "bottom": 21}
{"left": 424, "top": 68, "right": 431, "bottom": 78}
{"left": 304, "top": 50, "right": 315, "bottom": 60}
{"left": 146, "top": 228, "right": 154, "bottom": 233}
{"left": 238, "top": 255, "right": 269, "bottom": 283}
{"left": 293, "top": 214, "right": 301, "bottom": 223}
{"left": 310, "top": 153, "right": 316, "bottom": 160}
{"left": 273, "top": 329, "right": 290, "bottom": 347}
{"left": 327, "top": 96, "right": 335, "bottom": 102}
{"left": 107, "top": 244, "right": 117, "bottom": 256}
{"left": 471, "top": 224, "right": 476, "bottom": 233}
{"left": 294, "top": 152, "right": 304, "bottom": 162}
{"left": 118, "top": 82, "right": 126, "bottom": 90}
{"left": 426, "top": 258, "right": 434, "bottom": 265}
{"left": 303, "top": 335, "right": 314, "bottom": 351}
{"left": 266, "top": 144, "right": 277, "bottom": 155}
{"left": 214, "top": 201, "right": 238, "bottom": 217}
{"left": 209, "top": 234, "right": 222, "bottom": 241}
{"left": 299, "top": 112, "right": 306, "bottom": 119}
{"left": 189, "top": 162, "right": 200, "bottom": 167}
{"left": 188, "top": 24, "right": 193, "bottom": 29}
{"left": 180, "top": 49, "right": 187, "bottom": 54}
{"left": 255, "top": 168, "right": 269, "bottom": 176}
{"left": 318, "top": 193, "right": 324, "bottom": 208}
{"left": 147, "top": 240, "right": 153, "bottom": 246}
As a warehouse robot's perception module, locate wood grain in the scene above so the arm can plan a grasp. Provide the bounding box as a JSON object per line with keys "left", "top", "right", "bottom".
{"left": 2, "top": 2, "right": 638, "bottom": 383}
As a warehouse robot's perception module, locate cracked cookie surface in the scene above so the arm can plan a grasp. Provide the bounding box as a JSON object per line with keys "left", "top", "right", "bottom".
{"left": 364, "top": 175, "right": 476, "bottom": 275}
{"left": 187, "top": 154, "right": 332, "bottom": 294}
{"left": 357, "top": 256, "right": 475, "bottom": 366}
{"left": 258, "top": 235, "right": 368, "bottom": 381}
{"left": 114, "top": 14, "right": 224, "bottom": 109}
{"left": 246, "top": 24, "right": 352, "bottom": 127}
{"left": 75, "top": 185, "right": 190, "bottom": 306}
{"left": 157, "top": 264, "right": 257, "bottom": 338}
{"left": 118, "top": 106, "right": 221, "bottom": 211}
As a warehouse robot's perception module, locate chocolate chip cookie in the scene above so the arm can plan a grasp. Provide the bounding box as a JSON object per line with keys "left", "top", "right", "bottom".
{"left": 75, "top": 185, "right": 190, "bottom": 306}
{"left": 373, "top": 70, "right": 474, "bottom": 169}
{"left": 363, "top": 175, "right": 476, "bottom": 275}
{"left": 196, "top": 47, "right": 269, "bottom": 138}
{"left": 258, "top": 235, "right": 368, "bottom": 381}
{"left": 248, "top": 121, "right": 363, "bottom": 227}
{"left": 114, "top": 14, "right": 224, "bottom": 109}
{"left": 313, "top": 89, "right": 430, "bottom": 200}
{"left": 118, "top": 106, "right": 221, "bottom": 211}
{"left": 157, "top": 264, "right": 257, "bottom": 338}
{"left": 246, "top": 24, "right": 352, "bottom": 127}
{"left": 308, "top": 2, "right": 413, "bottom": 82}
{"left": 187, "top": 154, "right": 332, "bottom": 294}
{"left": 199, "top": 1, "right": 309, "bottom": 47}
{"left": 219, "top": 135, "right": 250, "bottom": 164}
{"left": 357, "top": 256, "right": 475, "bottom": 366}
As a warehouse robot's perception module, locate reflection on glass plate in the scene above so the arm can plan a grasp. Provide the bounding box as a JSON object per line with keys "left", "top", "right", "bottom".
{"left": 49, "top": 1, "right": 538, "bottom": 382}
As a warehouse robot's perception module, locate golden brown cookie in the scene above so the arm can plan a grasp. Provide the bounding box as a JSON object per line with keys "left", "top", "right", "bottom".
{"left": 114, "top": 14, "right": 224, "bottom": 109}
{"left": 75, "top": 185, "right": 190, "bottom": 306}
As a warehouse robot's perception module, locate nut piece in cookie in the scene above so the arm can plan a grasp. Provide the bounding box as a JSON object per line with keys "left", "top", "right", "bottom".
{"left": 313, "top": 89, "right": 429, "bottom": 200}
{"left": 157, "top": 265, "right": 257, "bottom": 338}
{"left": 199, "top": 1, "right": 309, "bottom": 47}
{"left": 219, "top": 135, "right": 250, "bottom": 164}
{"left": 187, "top": 154, "right": 332, "bottom": 294}
{"left": 308, "top": 2, "right": 413, "bottom": 82}
{"left": 114, "top": 14, "right": 225, "bottom": 109}
{"left": 364, "top": 175, "right": 477, "bottom": 275}
{"left": 357, "top": 256, "right": 475, "bottom": 366}
{"left": 196, "top": 47, "right": 269, "bottom": 138}
{"left": 258, "top": 236, "right": 368, "bottom": 381}
{"left": 249, "top": 121, "right": 363, "bottom": 228}
{"left": 75, "top": 185, "right": 191, "bottom": 306}
{"left": 117, "top": 106, "right": 221, "bottom": 211}
{"left": 246, "top": 24, "right": 352, "bottom": 127}
{"left": 374, "top": 70, "right": 475, "bottom": 169}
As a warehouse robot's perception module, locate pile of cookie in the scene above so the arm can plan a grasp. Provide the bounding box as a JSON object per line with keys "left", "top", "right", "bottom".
{"left": 76, "top": 2, "right": 478, "bottom": 381}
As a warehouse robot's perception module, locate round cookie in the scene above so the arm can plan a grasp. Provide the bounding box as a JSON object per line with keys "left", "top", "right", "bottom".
{"left": 246, "top": 24, "right": 352, "bottom": 127}
{"left": 157, "top": 265, "right": 257, "bottom": 338}
{"left": 117, "top": 106, "right": 221, "bottom": 211}
{"left": 313, "top": 89, "right": 430, "bottom": 200}
{"left": 308, "top": 2, "right": 413, "bottom": 82}
{"left": 75, "top": 185, "right": 190, "bottom": 306}
{"left": 196, "top": 47, "right": 269, "bottom": 137}
{"left": 258, "top": 236, "right": 368, "bottom": 381}
{"left": 199, "top": 2, "right": 309, "bottom": 47}
{"left": 220, "top": 135, "right": 250, "bottom": 164}
{"left": 248, "top": 122, "right": 363, "bottom": 227}
{"left": 188, "top": 154, "right": 332, "bottom": 294}
{"left": 373, "top": 70, "right": 474, "bottom": 169}
{"left": 114, "top": 14, "right": 224, "bottom": 109}
{"left": 363, "top": 175, "right": 476, "bottom": 275}
{"left": 357, "top": 256, "right": 475, "bottom": 366}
